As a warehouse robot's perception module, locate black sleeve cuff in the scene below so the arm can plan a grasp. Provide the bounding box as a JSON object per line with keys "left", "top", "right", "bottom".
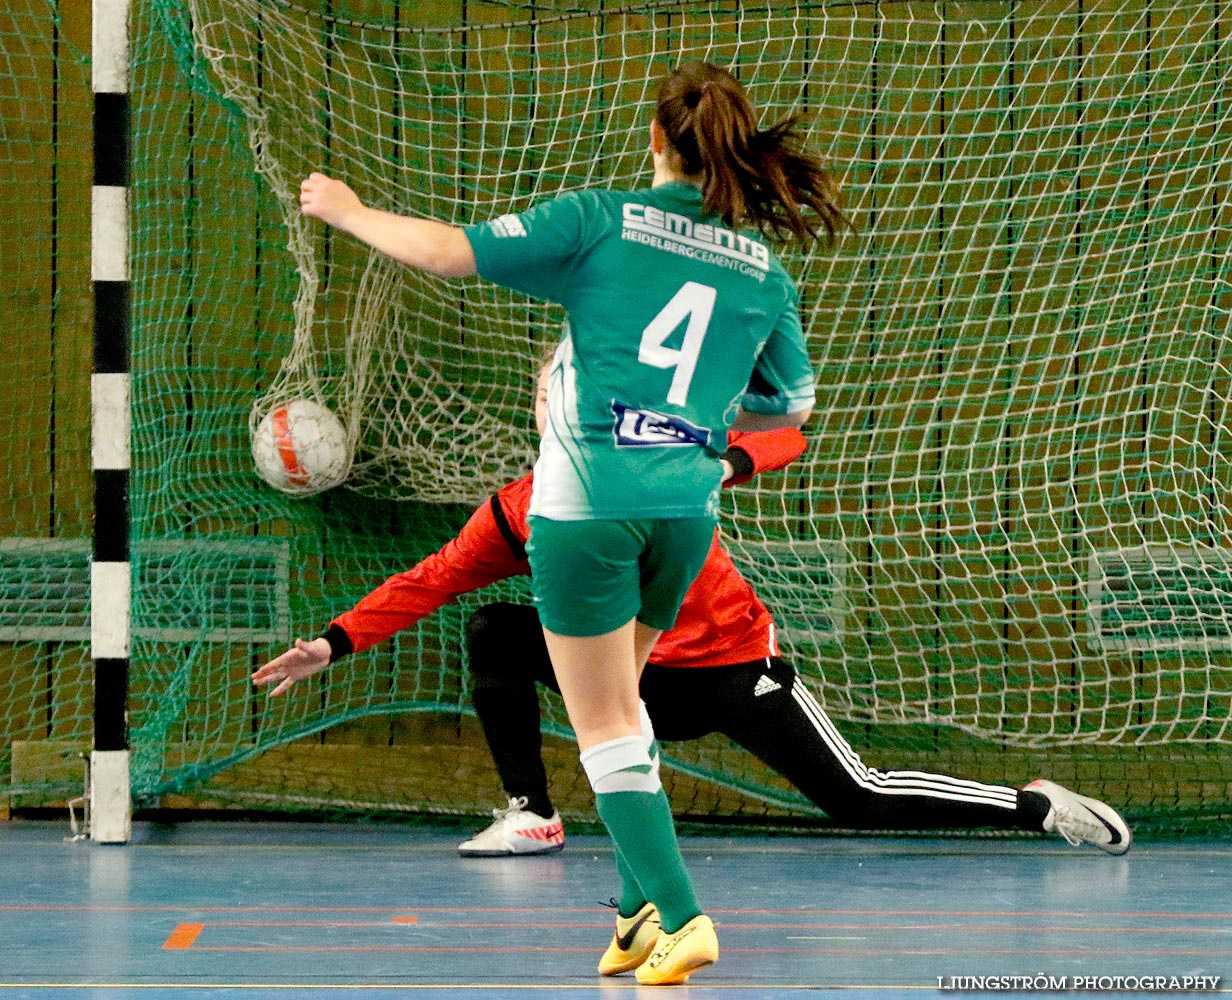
{"left": 719, "top": 445, "right": 754, "bottom": 480}
{"left": 320, "top": 623, "right": 354, "bottom": 664}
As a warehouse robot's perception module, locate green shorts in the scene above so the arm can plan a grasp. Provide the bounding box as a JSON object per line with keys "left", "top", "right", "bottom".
{"left": 526, "top": 515, "right": 716, "bottom": 637}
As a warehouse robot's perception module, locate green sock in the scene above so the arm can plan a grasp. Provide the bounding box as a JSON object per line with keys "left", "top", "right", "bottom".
{"left": 595, "top": 787, "right": 701, "bottom": 933}
{"left": 614, "top": 845, "right": 647, "bottom": 918}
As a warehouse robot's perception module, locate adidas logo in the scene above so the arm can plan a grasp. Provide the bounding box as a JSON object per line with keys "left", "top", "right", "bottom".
{"left": 753, "top": 674, "right": 781, "bottom": 697}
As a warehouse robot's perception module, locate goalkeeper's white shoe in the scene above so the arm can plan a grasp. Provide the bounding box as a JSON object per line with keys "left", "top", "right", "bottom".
{"left": 1024, "top": 779, "right": 1131, "bottom": 855}
{"left": 457, "top": 796, "right": 564, "bottom": 857}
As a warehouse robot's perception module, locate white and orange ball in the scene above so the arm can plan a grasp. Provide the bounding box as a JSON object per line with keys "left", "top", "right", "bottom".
{"left": 251, "top": 398, "right": 350, "bottom": 494}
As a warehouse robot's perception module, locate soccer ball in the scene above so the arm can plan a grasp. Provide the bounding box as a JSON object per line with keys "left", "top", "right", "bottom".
{"left": 251, "top": 398, "right": 351, "bottom": 494}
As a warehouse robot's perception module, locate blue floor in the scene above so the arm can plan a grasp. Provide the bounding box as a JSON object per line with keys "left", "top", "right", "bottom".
{"left": 0, "top": 822, "right": 1228, "bottom": 998}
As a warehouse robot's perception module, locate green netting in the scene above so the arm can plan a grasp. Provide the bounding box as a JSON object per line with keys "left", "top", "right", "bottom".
{"left": 4, "top": 0, "right": 1232, "bottom": 835}
{"left": 0, "top": 0, "right": 94, "bottom": 798}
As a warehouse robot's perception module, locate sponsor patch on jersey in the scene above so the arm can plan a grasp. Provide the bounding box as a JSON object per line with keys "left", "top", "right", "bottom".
{"left": 611, "top": 401, "right": 711, "bottom": 448}
{"left": 490, "top": 213, "right": 527, "bottom": 238}
{"left": 621, "top": 203, "right": 770, "bottom": 270}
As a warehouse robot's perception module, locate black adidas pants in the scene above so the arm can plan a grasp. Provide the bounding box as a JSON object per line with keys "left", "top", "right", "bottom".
{"left": 466, "top": 602, "right": 1046, "bottom": 831}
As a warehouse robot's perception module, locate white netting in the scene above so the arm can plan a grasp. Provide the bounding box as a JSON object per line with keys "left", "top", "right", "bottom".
{"left": 185, "top": 0, "right": 1232, "bottom": 745}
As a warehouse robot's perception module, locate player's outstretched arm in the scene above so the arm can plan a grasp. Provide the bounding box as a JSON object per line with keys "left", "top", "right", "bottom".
{"left": 252, "top": 637, "right": 331, "bottom": 697}
{"left": 299, "top": 171, "right": 476, "bottom": 277}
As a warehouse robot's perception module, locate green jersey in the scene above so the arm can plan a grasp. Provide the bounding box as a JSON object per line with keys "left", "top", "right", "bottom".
{"left": 465, "top": 181, "right": 815, "bottom": 520}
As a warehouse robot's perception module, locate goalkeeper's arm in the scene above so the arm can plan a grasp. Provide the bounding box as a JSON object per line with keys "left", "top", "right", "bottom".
{"left": 251, "top": 487, "right": 528, "bottom": 695}
{"left": 720, "top": 426, "right": 807, "bottom": 486}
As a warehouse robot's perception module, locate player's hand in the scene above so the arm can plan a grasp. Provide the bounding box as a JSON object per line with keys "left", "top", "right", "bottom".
{"left": 720, "top": 458, "right": 735, "bottom": 484}
{"left": 252, "top": 637, "right": 331, "bottom": 696}
{"left": 300, "top": 172, "right": 363, "bottom": 228}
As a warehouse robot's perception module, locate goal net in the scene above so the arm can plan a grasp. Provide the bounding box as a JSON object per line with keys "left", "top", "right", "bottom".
{"left": 5, "top": 0, "right": 1231, "bottom": 832}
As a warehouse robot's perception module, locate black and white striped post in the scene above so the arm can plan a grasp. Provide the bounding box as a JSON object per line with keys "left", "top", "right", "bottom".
{"left": 89, "top": 0, "right": 132, "bottom": 844}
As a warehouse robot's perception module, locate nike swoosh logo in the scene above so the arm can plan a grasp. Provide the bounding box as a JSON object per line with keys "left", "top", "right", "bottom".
{"left": 1082, "top": 804, "right": 1124, "bottom": 846}
{"left": 616, "top": 910, "right": 655, "bottom": 952}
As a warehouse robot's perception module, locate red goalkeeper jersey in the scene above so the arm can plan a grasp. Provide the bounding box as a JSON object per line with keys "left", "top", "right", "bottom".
{"left": 332, "top": 428, "right": 805, "bottom": 668}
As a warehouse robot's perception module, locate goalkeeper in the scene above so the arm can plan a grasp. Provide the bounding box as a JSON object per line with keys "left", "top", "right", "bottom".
{"left": 253, "top": 413, "right": 1132, "bottom": 855}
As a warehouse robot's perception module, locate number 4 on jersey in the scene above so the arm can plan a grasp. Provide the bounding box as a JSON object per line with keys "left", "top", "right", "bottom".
{"left": 638, "top": 281, "right": 717, "bottom": 406}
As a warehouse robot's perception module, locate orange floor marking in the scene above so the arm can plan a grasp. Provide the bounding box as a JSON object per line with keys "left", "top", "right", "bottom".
{"left": 161, "top": 923, "right": 205, "bottom": 950}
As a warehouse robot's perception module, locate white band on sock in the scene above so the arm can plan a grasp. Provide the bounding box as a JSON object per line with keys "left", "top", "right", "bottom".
{"left": 580, "top": 735, "right": 661, "bottom": 794}
{"left": 639, "top": 700, "right": 660, "bottom": 775}
{"left": 638, "top": 701, "right": 654, "bottom": 745}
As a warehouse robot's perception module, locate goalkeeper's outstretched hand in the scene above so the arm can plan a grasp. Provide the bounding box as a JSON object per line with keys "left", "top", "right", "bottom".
{"left": 252, "top": 637, "right": 331, "bottom": 697}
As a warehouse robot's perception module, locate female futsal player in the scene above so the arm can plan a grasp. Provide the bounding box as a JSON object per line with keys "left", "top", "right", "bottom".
{"left": 297, "top": 62, "right": 850, "bottom": 983}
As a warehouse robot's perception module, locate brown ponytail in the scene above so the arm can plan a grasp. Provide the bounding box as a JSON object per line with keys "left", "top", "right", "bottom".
{"left": 655, "top": 62, "right": 854, "bottom": 244}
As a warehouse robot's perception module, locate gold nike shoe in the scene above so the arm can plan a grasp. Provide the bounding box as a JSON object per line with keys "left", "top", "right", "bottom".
{"left": 635, "top": 913, "right": 719, "bottom": 986}
{"left": 597, "top": 901, "right": 660, "bottom": 975}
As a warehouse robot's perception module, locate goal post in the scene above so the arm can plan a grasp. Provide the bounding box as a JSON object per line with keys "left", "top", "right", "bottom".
{"left": 90, "top": 0, "right": 133, "bottom": 844}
